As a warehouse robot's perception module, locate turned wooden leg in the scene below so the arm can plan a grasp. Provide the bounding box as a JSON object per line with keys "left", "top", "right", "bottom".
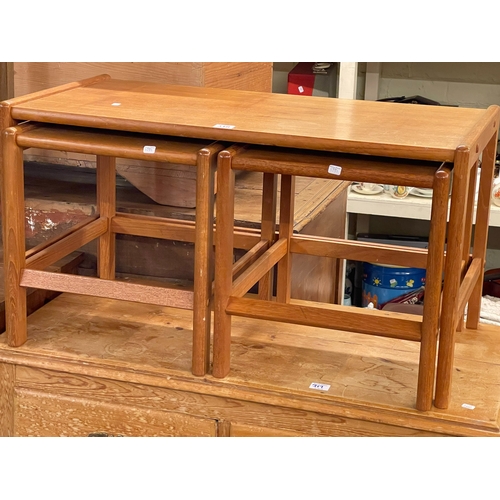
{"left": 2, "top": 126, "right": 27, "bottom": 346}
{"left": 416, "top": 165, "right": 450, "bottom": 411}
{"left": 192, "top": 145, "right": 219, "bottom": 376}
{"left": 466, "top": 133, "right": 499, "bottom": 328}
{"left": 456, "top": 161, "right": 478, "bottom": 331}
{"left": 435, "top": 148, "right": 470, "bottom": 409}
{"left": 213, "top": 148, "right": 237, "bottom": 378}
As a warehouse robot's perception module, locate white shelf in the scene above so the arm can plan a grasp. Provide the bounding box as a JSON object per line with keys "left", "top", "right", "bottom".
{"left": 347, "top": 189, "right": 500, "bottom": 227}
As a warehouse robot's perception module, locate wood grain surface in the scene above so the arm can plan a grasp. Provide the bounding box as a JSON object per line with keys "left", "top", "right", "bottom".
{"left": 9, "top": 78, "right": 496, "bottom": 161}
{"left": 0, "top": 293, "right": 499, "bottom": 436}
{"left": 12, "top": 63, "right": 273, "bottom": 95}
{"left": 12, "top": 63, "right": 272, "bottom": 206}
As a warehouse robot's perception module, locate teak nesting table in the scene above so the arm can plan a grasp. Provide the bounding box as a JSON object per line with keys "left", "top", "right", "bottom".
{"left": 1, "top": 74, "right": 498, "bottom": 412}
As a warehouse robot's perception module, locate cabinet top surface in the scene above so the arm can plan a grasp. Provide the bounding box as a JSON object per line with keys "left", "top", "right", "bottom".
{"left": 7, "top": 76, "right": 499, "bottom": 162}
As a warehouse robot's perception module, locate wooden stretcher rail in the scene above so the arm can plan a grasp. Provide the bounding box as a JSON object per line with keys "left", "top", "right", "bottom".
{"left": 26, "top": 218, "right": 107, "bottom": 271}
{"left": 231, "top": 239, "right": 288, "bottom": 298}
{"left": 290, "top": 234, "right": 432, "bottom": 269}
{"left": 456, "top": 258, "right": 482, "bottom": 320}
{"left": 111, "top": 213, "right": 198, "bottom": 243}
{"left": 25, "top": 215, "right": 99, "bottom": 259}
{"left": 20, "top": 270, "right": 194, "bottom": 309}
{"left": 232, "top": 239, "right": 270, "bottom": 279}
{"left": 226, "top": 297, "right": 422, "bottom": 341}
{"left": 112, "top": 213, "right": 264, "bottom": 251}
{"left": 232, "top": 229, "right": 265, "bottom": 252}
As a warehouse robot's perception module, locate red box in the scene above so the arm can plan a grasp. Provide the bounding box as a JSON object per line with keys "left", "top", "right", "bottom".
{"left": 287, "top": 62, "right": 337, "bottom": 98}
{"left": 287, "top": 62, "right": 316, "bottom": 96}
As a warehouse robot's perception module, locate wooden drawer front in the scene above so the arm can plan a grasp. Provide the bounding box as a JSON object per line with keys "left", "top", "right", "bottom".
{"left": 14, "top": 389, "right": 217, "bottom": 437}
{"left": 14, "top": 366, "right": 445, "bottom": 437}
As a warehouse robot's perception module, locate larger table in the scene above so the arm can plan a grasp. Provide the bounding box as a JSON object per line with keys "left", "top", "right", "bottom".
{"left": 1, "top": 74, "right": 498, "bottom": 411}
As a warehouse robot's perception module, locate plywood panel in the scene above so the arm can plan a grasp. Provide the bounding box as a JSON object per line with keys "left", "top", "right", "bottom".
{"left": 203, "top": 62, "right": 272, "bottom": 91}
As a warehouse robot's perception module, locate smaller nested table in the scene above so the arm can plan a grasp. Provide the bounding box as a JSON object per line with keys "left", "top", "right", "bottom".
{"left": 213, "top": 146, "right": 452, "bottom": 411}
{"left": 2, "top": 121, "right": 222, "bottom": 376}
{"left": 210, "top": 103, "right": 499, "bottom": 412}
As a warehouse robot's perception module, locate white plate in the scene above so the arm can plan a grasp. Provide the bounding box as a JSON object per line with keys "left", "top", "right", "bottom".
{"left": 409, "top": 188, "right": 433, "bottom": 198}
{"left": 351, "top": 184, "right": 384, "bottom": 195}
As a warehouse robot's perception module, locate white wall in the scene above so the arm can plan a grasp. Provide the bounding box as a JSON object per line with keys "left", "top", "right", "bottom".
{"left": 361, "top": 62, "right": 500, "bottom": 108}
{"left": 274, "top": 62, "right": 500, "bottom": 107}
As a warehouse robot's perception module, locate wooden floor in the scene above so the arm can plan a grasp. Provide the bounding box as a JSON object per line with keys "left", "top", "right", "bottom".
{"left": 1, "top": 292, "right": 499, "bottom": 436}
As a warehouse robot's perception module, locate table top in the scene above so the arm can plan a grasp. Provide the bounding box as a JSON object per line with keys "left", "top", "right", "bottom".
{"left": 6, "top": 75, "right": 499, "bottom": 162}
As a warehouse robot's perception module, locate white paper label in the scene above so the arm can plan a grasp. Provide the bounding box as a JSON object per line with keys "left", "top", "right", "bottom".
{"left": 309, "top": 382, "right": 330, "bottom": 391}
{"left": 298, "top": 86, "right": 304, "bottom": 93}
{"left": 213, "top": 124, "right": 235, "bottom": 129}
{"left": 328, "top": 165, "right": 342, "bottom": 175}
{"left": 111, "top": 102, "right": 121, "bottom": 106}
{"left": 143, "top": 145, "right": 156, "bottom": 154}
{"left": 462, "top": 403, "right": 475, "bottom": 410}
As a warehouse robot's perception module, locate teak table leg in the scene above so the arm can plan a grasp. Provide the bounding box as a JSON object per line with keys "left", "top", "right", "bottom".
{"left": 96, "top": 155, "right": 116, "bottom": 280}
{"left": 258, "top": 172, "right": 278, "bottom": 300}
{"left": 213, "top": 147, "right": 238, "bottom": 378}
{"left": 456, "top": 161, "right": 479, "bottom": 331}
{"left": 466, "top": 133, "right": 499, "bottom": 328}
{"left": 276, "top": 174, "right": 295, "bottom": 304}
{"left": 435, "top": 147, "right": 471, "bottom": 409}
{"left": 192, "top": 146, "right": 218, "bottom": 376}
{"left": 416, "top": 165, "right": 450, "bottom": 411}
{"left": 2, "top": 126, "right": 27, "bottom": 346}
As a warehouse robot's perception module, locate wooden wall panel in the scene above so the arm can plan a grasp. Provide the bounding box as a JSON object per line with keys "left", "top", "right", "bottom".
{"left": 203, "top": 62, "right": 273, "bottom": 91}
{"left": 0, "top": 62, "right": 14, "bottom": 100}
{"left": 13, "top": 62, "right": 272, "bottom": 97}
